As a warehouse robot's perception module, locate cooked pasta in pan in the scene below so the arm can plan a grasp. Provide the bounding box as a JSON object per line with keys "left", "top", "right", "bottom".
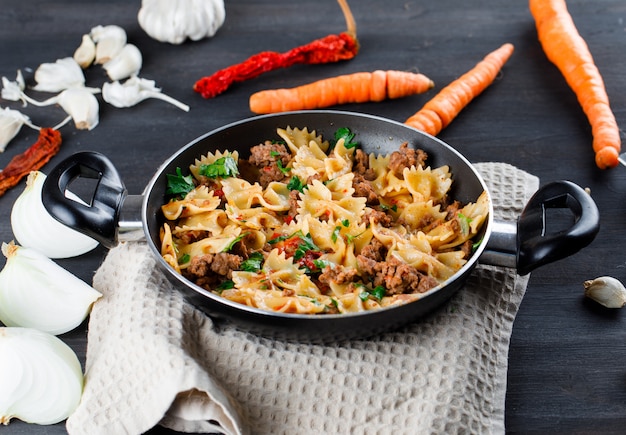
{"left": 159, "top": 126, "right": 489, "bottom": 314}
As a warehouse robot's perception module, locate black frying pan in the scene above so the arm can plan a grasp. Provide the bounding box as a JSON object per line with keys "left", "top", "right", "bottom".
{"left": 41, "top": 111, "right": 599, "bottom": 342}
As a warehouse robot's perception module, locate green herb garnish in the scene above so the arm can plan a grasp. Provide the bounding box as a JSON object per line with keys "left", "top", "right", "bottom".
{"left": 240, "top": 252, "right": 264, "bottom": 272}
{"left": 286, "top": 176, "right": 306, "bottom": 193}
{"left": 165, "top": 167, "right": 194, "bottom": 197}
{"left": 333, "top": 127, "right": 358, "bottom": 149}
{"left": 199, "top": 155, "right": 239, "bottom": 179}
{"left": 215, "top": 280, "right": 235, "bottom": 293}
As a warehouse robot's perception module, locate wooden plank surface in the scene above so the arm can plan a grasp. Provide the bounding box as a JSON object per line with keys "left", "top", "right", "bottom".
{"left": 1, "top": 0, "right": 626, "bottom": 433}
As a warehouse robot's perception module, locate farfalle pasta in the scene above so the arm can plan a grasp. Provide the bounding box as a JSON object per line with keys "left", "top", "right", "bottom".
{"left": 159, "top": 127, "right": 489, "bottom": 315}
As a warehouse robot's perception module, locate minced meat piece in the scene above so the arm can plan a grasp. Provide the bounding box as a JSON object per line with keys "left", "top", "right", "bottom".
{"left": 361, "top": 208, "right": 393, "bottom": 227}
{"left": 356, "top": 255, "right": 438, "bottom": 295}
{"left": 248, "top": 141, "right": 291, "bottom": 187}
{"left": 354, "top": 149, "right": 376, "bottom": 180}
{"left": 183, "top": 253, "right": 243, "bottom": 290}
{"left": 353, "top": 173, "right": 379, "bottom": 205}
{"left": 359, "top": 238, "right": 387, "bottom": 262}
{"left": 388, "top": 143, "right": 428, "bottom": 177}
{"left": 318, "top": 265, "right": 360, "bottom": 288}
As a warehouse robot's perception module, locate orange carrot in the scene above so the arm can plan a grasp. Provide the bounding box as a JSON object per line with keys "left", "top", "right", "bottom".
{"left": 529, "top": 0, "right": 620, "bottom": 169}
{"left": 405, "top": 43, "right": 514, "bottom": 136}
{"left": 249, "top": 70, "right": 434, "bottom": 114}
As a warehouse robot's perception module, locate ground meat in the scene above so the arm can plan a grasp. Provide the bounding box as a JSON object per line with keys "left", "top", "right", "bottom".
{"left": 356, "top": 255, "right": 438, "bottom": 295}
{"left": 318, "top": 265, "right": 360, "bottom": 288}
{"left": 359, "top": 238, "right": 387, "bottom": 262}
{"left": 287, "top": 190, "right": 300, "bottom": 220}
{"left": 353, "top": 149, "right": 376, "bottom": 180}
{"left": 248, "top": 141, "right": 291, "bottom": 187}
{"left": 445, "top": 200, "right": 461, "bottom": 220}
{"left": 388, "top": 143, "right": 428, "bottom": 177}
{"left": 178, "top": 230, "right": 209, "bottom": 245}
{"left": 361, "top": 208, "right": 393, "bottom": 228}
{"left": 353, "top": 173, "right": 379, "bottom": 205}
{"left": 183, "top": 252, "right": 243, "bottom": 290}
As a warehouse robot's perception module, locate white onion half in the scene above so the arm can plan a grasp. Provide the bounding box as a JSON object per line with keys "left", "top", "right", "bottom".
{"left": 0, "top": 242, "right": 102, "bottom": 335}
{"left": 0, "top": 327, "right": 83, "bottom": 425}
{"left": 11, "top": 171, "right": 99, "bottom": 258}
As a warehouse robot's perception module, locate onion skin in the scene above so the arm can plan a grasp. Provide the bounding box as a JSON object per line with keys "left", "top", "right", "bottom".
{"left": 0, "top": 327, "right": 83, "bottom": 425}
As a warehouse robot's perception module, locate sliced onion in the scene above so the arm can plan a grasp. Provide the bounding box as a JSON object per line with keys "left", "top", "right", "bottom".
{"left": 0, "top": 327, "right": 83, "bottom": 425}
{"left": 11, "top": 171, "right": 99, "bottom": 259}
{"left": 0, "top": 242, "right": 102, "bottom": 335}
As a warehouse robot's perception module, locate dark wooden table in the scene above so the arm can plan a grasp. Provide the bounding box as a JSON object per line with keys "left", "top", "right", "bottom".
{"left": 2, "top": 0, "right": 626, "bottom": 433}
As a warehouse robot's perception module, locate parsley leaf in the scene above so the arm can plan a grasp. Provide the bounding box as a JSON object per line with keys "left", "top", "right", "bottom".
{"left": 199, "top": 155, "right": 239, "bottom": 179}
{"left": 215, "top": 280, "right": 235, "bottom": 293}
{"left": 358, "top": 284, "right": 386, "bottom": 302}
{"left": 286, "top": 176, "right": 306, "bottom": 192}
{"left": 223, "top": 232, "right": 249, "bottom": 252}
{"left": 333, "top": 127, "right": 358, "bottom": 149}
{"left": 240, "top": 252, "right": 264, "bottom": 272}
{"left": 165, "top": 167, "right": 194, "bottom": 198}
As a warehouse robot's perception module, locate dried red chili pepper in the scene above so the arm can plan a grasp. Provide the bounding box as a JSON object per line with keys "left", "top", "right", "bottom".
{"left": 0, "top": 127, "right": 62, "bottom": 197}
{"left": 193, "top": 0, "right": 358, "bottom": 99}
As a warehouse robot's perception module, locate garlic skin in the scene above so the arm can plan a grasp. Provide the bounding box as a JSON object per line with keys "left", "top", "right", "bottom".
{"left": 138, "top": 0, "right": 226, "bottom": 45}
{"left": 103, "top": 43, "right": 143, "bottom": 81}
{"left": 1, "top": 70, "right": 26, "bottom": 106}
{"left": 583, "top": 276, "right": 626, "bottom": 308}
{"left": 0, "top": 107, "right": 39, "bottom": 152}
{"left": 0, "top": 327, "right": 83, "bottom": 425}
{"left": 57, "top": 87, "right": 100, "bottom": 130}
{"left": 11, "top": 171, "right": 99, "bottom": 258}
{"left": 90, "top": 24, "right": 127, "bottom": 64}
{"left": 0, "top": 242, "right": 102, "bottom": 335}
{"left": 32, "top": 57, "right": 86, "bottom": 93}
{"left": 102, "top": 76, "right": 190, "bottom": 111}
{"left": 73, "top": 34, "right": 96, "bottom": 69}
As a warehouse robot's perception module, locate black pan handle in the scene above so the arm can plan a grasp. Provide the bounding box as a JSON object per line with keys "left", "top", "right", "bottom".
{"left": 41, "top": 151, "right": 126, "bottom": 248}
{"left": 516, "top": 180, "right": 599, "bottom": 275}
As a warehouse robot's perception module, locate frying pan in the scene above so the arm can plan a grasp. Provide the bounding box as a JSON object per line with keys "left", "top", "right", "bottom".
{"left": 41, "top": 111, "right": 600, "bottom": 342}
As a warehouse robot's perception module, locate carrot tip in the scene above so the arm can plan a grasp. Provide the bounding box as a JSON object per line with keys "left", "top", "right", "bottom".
{"left": 595, "top": 146, "right": 619, "bottom": 169}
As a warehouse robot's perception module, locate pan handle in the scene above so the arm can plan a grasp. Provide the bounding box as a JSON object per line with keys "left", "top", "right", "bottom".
{"left": 516, "top": 180, "right": 599, "bottom": 275}
{"left": 41, "top": 151, "right": 127, "bottom": 248}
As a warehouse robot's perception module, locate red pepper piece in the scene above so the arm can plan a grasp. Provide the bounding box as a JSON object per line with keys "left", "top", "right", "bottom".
{"left": 0, "top": 127, "right": 62, "bottom": 197}
{"left": 194, "top": 0, "right": 358, "bottom": 99}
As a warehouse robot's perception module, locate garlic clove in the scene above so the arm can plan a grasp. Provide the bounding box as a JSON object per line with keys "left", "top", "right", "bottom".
{"left": 0, "top": 327, "right": 83, "bottom": 425}
{"left": 102, "top": 43, "right": 143, "bottom": 81}
{"left": 0, "top": 241, "right": 102, "bottom": 335}
{"left": 73, "top": 34, "right": 96, "bottom": 69}
{"left": 32, "top": 57, "right": 86, "bottom": 93}
{"left": 583, "top": 276, "right": 626, "bottom": 308}
{"left": 57, "top": 87, "right": 100, "bottom": 130}
{"left": 11, "top": 171, "right": 99, "bottom": 258}
{"left": 90, "top": 24, "right": 127, "bottom": 64}
{"left": 102, "top": 76, "right": 190, "bottom": 111}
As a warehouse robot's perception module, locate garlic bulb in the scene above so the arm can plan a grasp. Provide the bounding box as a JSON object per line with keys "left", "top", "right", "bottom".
{"left": 103, "top": 43, "right": 143, "bottom": 81}
{"left": 102, "top": 76, "right": 190, "bottom": 111}
{"left": 57, "top": 87, "right": 100, "bottom": 130}
{"left": 73, "top": 34, "right": 96, "bottom": 68}
{"left": 0, "top": 327, "right": 83, "bottom": 425}
{"left": 32, "top": 57, "right": 86, "bottom": 93}
{"left": 0, "top": 107, "right": 39, "bottom": 152}
{"left": 583, "top": 276, "right": 626, "bottom": 308}
{"left": 0, "top": 241, "right": 102, "bottom": 335}
{"left": 11, "top": 171, "right": 99, "bottom": 258}
{"left": 90, "top": 24, "right": 127, "bottom": 64}
{"left": 138, "top": 0, "right": 226, "bottom": 45}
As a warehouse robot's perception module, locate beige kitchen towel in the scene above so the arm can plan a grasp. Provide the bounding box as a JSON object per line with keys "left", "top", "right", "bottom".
{"left": 66, "top": 162, "right": 539, "bottom": 435}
